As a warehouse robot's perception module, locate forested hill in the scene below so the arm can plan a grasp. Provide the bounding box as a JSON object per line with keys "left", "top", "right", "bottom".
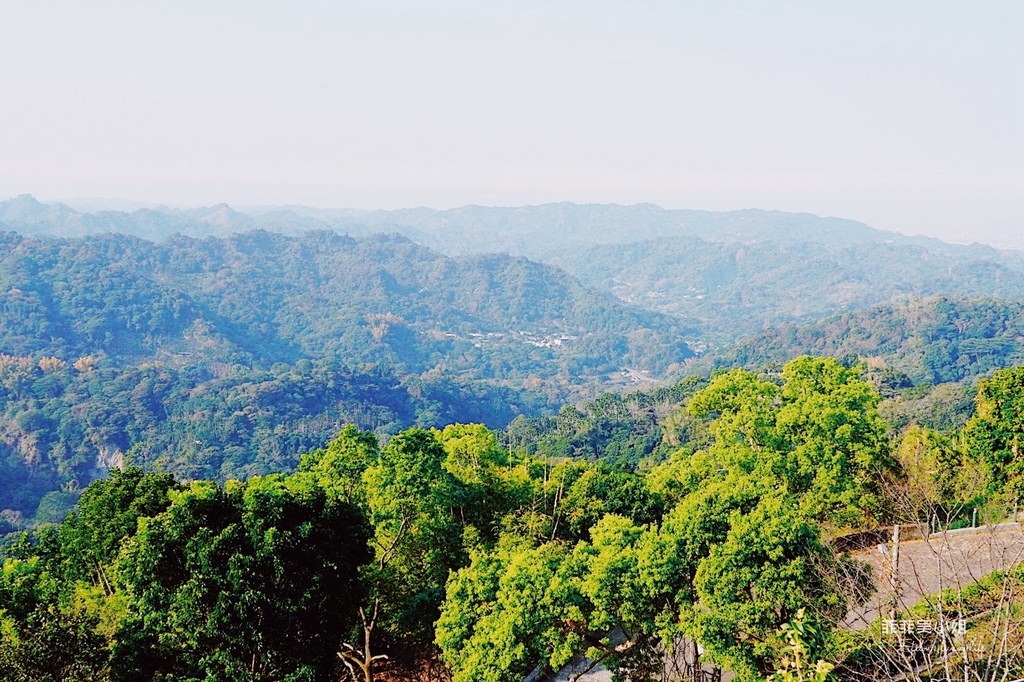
{"left": 8, "top": 360, "right": 1024, "bottom": 681}
{"left": 704, "top": 296, "right": 1024, "bottom": 384}
{"left": 0, "top": 230, "right": 692, "bottom": 380}
{"left": 552, "top": 237, "right": 1024, "bottom": 343}
{"left": 0, "top": 229, "right": 694, "bottom": 522}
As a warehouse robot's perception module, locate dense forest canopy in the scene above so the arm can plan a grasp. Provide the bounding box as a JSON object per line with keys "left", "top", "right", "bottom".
{"left": 0, "top": 356, "right": 537, "bottom": 523}
{"left": 0, "top": 229, "right": 691, "bottom": 377}
{"left": 3, "top": 223, "right": 1024, "bottom": 535}
{"left": 4, "top": 358, "right": 1024, "bottom": 681}
{"left": 0, "top": 228, "right": 693, "bottom": 521}
{"left": 709, "top": 296, "right": 1024, "bottom": 384}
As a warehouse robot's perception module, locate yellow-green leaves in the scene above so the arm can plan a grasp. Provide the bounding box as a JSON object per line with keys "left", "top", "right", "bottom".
{"left": 683, "top": 357, "right": 892, "bottom": 529}
{"left": 297, "top": 424, "right": 379, "bottom": 506}
{"left": 962, "top": 366, "right": 1024, "bottom": 500}
{"left": 768, "top": 609, "right": 835, "bottom": 682}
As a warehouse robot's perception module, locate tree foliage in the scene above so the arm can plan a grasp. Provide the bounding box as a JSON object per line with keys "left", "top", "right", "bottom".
{"left": 1, "top": 355, "right": 1023, "bottom": 681}
{"left": 436, "top": 357, "right": 893, "bottom": 682}
{"left": 962, "top": 366, "right": 1024, "bottom": 500}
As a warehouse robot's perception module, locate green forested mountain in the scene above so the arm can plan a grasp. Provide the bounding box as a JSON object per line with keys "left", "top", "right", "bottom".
{"left": 5, "top": 205, "right": 1024, "bottom": 526}
{"left": 0, "top": 357, "right": 534, "bottom": 524}
{"left": 11, "top": 197, "right": 1024, "bottom": 682}
{"left": 8, "top": 196, "right": 1024, "bottom": 351}
{"left": 705, "top": 296, "right": 1024, "bottom": 384}
{"left": 0, "top": 228, "right": 694, "bottom": 522}
{"left": 0, "top": 229, "right": 691, "bottom": 378}
{"left": 553, "top": 238, "right": 1024, "bottom": 343}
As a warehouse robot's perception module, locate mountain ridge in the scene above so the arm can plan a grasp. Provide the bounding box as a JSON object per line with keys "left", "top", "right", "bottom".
{"left": 0, "top": 229, "right": 693, "bottom": 384}
{"left": 3, "top": 194, "right": 982, "bottom": 255}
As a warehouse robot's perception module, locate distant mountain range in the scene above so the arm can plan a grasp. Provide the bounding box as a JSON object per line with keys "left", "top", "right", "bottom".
{"left": 553, "top": 237, "right": 1024, "bottom": 343}
{"left": 4, "top": 196, "right": 1024, "bottom": 522}
{"left": 0, "top": 194, "right": 964, "bottom": 254}
{"left": 6, "top": 195, "right": 1024, "bottom": 350}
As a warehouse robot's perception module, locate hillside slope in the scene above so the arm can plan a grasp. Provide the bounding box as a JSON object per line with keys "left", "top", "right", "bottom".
{"left": 553, "top": 238, "right": 1024, "bottom": 343}
{"left": 0, "top": 230, "right": 693, "bottom": 382}
{"left": 701, "top": 296, "right": 1024, "bottom": 384}
{"left": 0, "top": 229, "right": 696, "bottom": 520}
{"left": 9, "top": 197, "right": 1024, "bottom": 350}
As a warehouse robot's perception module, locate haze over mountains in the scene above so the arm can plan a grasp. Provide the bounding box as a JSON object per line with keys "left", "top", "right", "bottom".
{"left": 4, "top": 4, "right": 1020, "bottom": 676}
{"left": 0, "top": 193, "right": 973, "bottom": 252}
{"left": 5, "top": 194, "right": 1024, "bottom": 345}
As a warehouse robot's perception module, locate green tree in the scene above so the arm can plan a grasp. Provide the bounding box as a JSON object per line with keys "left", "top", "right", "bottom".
{"left": 362, "top": 428, "right": 464, "bottom": 639}
{"left": 0, "top": 604, "right": 109, "bottom": 682}
{"left": 685, "top": 493, "right": 843, "bottom": 679}
{"left": 0, "top": 552, "right": 111, "bottom": 681}
{"left": 297, "top": 424, "right": 380, "bottom": 506}
{"left": 767, "top": 609, "right": 835, "bottom": 682}
{"left": 113, "top": 474, "right": 369, "bottom": 682}
{"left": 893, "top": 426, "right": 970, "bottom": 512}
{"left": 55, "top": 467, "right": 179, "bottom": 592}
{"left": 436, "top": 359, "right": 883, "bottom": 682}
{"left": 962, "top": 366, "right": 1024, "bottom": 500}
{"left": 689, "top": 357, "right": 893, "bottom": 528}
{"left": 436, "top": 538, "right": 586, "bottom": 682}
{"left": 436, "top": 423, "right": 533, "bottom": 541}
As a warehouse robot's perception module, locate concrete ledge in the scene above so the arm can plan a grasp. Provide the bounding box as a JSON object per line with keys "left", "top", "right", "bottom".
{"left": 835, "top": 523, "right": 929, "bottom": 552}
{"left": 932, "top": 521, "right": 1022, "bottom": 538}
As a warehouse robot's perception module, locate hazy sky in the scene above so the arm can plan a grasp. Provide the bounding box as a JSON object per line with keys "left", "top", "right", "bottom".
{"left": 1, "top": 1, "right": 1021, "bottom": 244}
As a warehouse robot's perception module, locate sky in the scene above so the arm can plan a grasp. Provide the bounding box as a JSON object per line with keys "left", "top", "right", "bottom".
{"left": 1, "top": 1, "right": 1021, "bottom": 245}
